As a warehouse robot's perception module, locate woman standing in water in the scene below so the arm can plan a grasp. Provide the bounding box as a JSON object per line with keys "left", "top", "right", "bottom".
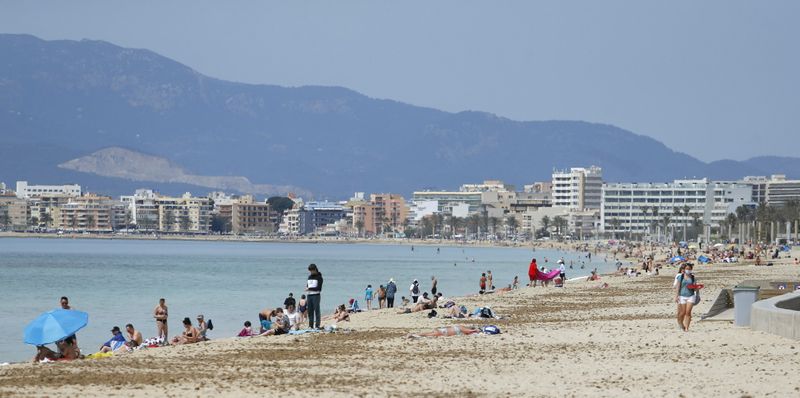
{"left": 305, "top": 264, "right": 323, "bottom": 329}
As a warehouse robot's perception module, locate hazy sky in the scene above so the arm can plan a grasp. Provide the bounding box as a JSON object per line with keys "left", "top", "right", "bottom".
{"left": 2, "top": 1, "right": 798, "bottom": 162}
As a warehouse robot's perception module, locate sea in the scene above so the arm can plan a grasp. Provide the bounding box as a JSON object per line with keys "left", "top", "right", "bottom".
{"left": 0, "top": 237, "right": 619, "bottom": 363}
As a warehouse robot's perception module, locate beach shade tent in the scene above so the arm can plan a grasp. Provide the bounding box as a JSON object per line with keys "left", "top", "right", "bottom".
{"left": 698, "top": 255, "right": 711, "bottom": 263}
{"left": 678, "top": 241, "right": 688, "bottom": 248}
{"left": 670, "top": 256, "right": 687, "bottom": 263}
{"left": 24, "top": 309, "right": 88, "bottom": 346}
{"left": 713, "top": 243, "right": 725, "bottom": 248}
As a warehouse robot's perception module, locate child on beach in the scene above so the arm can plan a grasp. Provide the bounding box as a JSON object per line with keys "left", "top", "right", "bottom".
{"left": 365, "top": 285, "right": 373, "bottom": 310}
{"left": 297, "top": 294, "right": 307, "bottom": 325}
{"left": 237, "top": 321, "right": 253, "bottom": 337}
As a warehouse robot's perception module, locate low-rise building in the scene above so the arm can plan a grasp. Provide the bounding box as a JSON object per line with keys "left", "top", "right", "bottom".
{"left": 16, "top": 181, "right": 81, "bottom": 199}
{"left": 352, "top": 193, "right": 407, "bottom": 236}
{"left": 232, "top": 200, "right": 275, "bottom": 234}
{"left": 51, "top": 194, "right": 126, "bottom": 231}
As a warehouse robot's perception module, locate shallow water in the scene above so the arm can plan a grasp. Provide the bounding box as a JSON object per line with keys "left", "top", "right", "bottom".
{"left": 0, "top": 237, "right": 616, "bottom": 362}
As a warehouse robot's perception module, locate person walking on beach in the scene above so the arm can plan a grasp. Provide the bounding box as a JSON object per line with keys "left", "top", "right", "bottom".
{"left": 479, "top": 273, "right": 487, "bottom": 293}
{"left": 365, "top": 284, "right": 374, "bottom": 310}
{"left": 559, "top": 261, "right": 566, "bottom": 285}
{"left": 431, "top": 275, "right": 438, "bottom": 295}
{"left": 675, "top": 263, "right": 698, "bottom": 331}
{"left": 297, "top": 294, "right": 307, "bottom": 324}
{"left": 410, "top": 279, "right": 420, "bottom": 303}
{"left": 153, "top": 298, "right": 168, "bottom": 343}
{"left": 305, "top": 264, "right": 323, "bottom": 329}
{"left": 512, "top": 276, "right": 519, "bottom": 289}
{"left": 528, "top": 258, "right": 538, "bottom": 287}
{"left": 386, "top": 278, "right": 397, "bottom": 308}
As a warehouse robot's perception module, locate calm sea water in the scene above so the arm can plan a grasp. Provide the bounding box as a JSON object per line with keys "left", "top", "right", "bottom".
{"left": 0, "top": 237, "right": 616, "bottom": 363}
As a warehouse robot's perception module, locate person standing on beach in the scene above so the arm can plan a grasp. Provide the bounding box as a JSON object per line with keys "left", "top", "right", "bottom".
{"left": 377, "top": 285, "right": 387, "bottom": 309}
{"left": 305, "top": 264, "right": 323, "bottom": 329}
{"left": 365, "top": 284, "right": 373, "bottom": 310}
{"left": 480, "top": 273, "right": 487, "bottom": 293}
{"left": 528, "top": 258, "right": 538, "bottom": 287}
{"left": 153, "top": 298, "right": 168, "bottom": 343}
{"left": 410, "top": 279, "right": 420, "bottom": 303}
{"left": 431, "top": 276, "right": 438, "bottom": 295}
{"left": 386, "top": 278, "right": 397, "bottom": 308}
{"left": 284, "top": 293, "right": 296, "bottom": 312}
{"left": 559, "top": 261, "right": 566, "bottom": 285}
{"left": 487, "top": 271, "right": 493, "bottom": 291}
{"left": 297, "top": 294, "right": 307, "bottom": 324}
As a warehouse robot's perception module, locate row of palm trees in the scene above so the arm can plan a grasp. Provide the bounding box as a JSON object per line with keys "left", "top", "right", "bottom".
{"left": 410, "top": 213, "right": 522, "bottom": 239}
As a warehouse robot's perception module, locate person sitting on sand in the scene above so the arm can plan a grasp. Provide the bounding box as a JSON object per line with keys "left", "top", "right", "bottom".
{"left": 261, "top": 308, "right": 291, "bottom": 336}
{"left": 124, "top": 324, "right": 143, "bottom": 347}
{"left": 587, "top": 270, "right": 600, "bottom": 281}
{"left": 400, "top": 296, "right": 411, "bottom": 308}
{"left": 196, "top": 315, "right": 209, "bottom": 341}
{"left": 238, "top": 321, "right": 254, "bottom": 337}
{"left": 33, "top": 335, "right": 81, "bottom": 362}
{"left": 99, "top": 326, "right": 126, "bottom": 353}
{"left": 171, "top": 317, "right": 200, "bottom": 345}
{"left": 258, "top": 312, "right": 273, "bottom": 334}
{"left": 407, "top": 325, "right": 481, "bottom": 338}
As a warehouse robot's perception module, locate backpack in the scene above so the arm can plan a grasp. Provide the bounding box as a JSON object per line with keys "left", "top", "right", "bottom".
{"left": 207, "top": 319, "right": 214, "bottom": 330}
{"left": 427, "top": 310, "right": 437, "bottom": 318}
{"left": 479, "top": 307, "right": 494, "bottom": 319}
{"left": 412, "top": 284, "right": 419, "bottom": 295}
{"left": 482, "top": 325, "right": 501, "bottom": 334}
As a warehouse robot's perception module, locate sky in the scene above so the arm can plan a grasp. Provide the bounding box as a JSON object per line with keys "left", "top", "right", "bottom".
{"left": 1, "top": 0, "right": 798, "bottom": 162}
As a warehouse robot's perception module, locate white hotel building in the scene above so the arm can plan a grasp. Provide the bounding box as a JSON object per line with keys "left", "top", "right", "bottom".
{"left": 601, "top": 179, "right": 753, "bottom": 235}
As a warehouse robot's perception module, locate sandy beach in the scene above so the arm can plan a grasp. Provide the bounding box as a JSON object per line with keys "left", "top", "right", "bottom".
{"left": 2, "top": 251, "right": 799, "bottom": 397}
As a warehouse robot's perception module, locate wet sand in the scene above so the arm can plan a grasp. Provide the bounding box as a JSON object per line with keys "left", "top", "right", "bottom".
{"left": 2, "top": 254, "right": 799, "bottom": 397}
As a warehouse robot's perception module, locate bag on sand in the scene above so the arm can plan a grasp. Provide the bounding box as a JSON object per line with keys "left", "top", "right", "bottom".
{"left": 482, "top": 325, "right": 501, "bottom": 335}
{"left": 693, "top": 291, "right": 700, "bottom": 305}
{"left": 427, "top": 310, "right": 437, "bottom": 318}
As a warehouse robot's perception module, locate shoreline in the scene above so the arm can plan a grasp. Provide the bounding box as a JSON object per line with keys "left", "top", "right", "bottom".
{"left": 3, "top": 251, "right": 799, "bottom": 396}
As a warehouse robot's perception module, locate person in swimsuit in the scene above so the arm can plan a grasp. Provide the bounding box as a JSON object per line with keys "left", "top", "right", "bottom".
{"left": 479, "top": 273, "right": 487, "bottom": 293}
{"left": 153, "top": 298, "right": 168, "bottom": 343}
{"left": 171, "top": 317, "right": 200, "bottom": 345}
{"left": 377, "top": 285, "right": 387, "bottom": 309}
{"left": 407, "top": 325, "right": 480, "bottom": 338}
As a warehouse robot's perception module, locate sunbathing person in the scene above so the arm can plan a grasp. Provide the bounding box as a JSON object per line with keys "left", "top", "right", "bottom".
{"left": 33, "top": 335, "right": 80, "bottom": 362}
{"left": 325, "top": 304, "right": 350, "bottom": 322}
{"left": 407, "top": 325, "right": 481, "bottom": 338}
{"left": 99, "top": 326, "right": 126, "bottom": 353}
{"left": 171, "top": 317, "right": 200, "bottom": 345}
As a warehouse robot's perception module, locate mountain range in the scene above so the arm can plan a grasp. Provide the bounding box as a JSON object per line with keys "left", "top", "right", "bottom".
{"left": 1, "top": 33, "right": 797, "bottom": 199}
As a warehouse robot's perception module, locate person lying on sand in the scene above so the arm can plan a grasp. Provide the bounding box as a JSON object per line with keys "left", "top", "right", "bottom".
{"left": 398, "top": 294, "right": 439, "bottom": 313}
{"left": 406, "top": 325, "right": 481, "bottom": 338}
{"left": 171, "top": 317, "right": 200, "bottom": 345}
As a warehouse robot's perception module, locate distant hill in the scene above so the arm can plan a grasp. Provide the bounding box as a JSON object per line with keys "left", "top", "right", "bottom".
{"left": 0, "top": 34, "right": 796, "bottom": 198}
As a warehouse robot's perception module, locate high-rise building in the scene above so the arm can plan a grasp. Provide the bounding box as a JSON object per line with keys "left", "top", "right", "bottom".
{"left": 741, "top": 175, "right": 800, "bottom": 206}
{"left": 352, "top": 193, "right": 407, "bottom": 236}
{"left": 551, "top": 166, "right": 603, "bottom": 210}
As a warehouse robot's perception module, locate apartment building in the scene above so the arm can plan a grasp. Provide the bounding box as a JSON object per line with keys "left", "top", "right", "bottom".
{"left": 157, "top": 194, "right": 213, "bottom": 233}
{"left": 280, "top": 201, "right": 346, "bottom": 235}
{"left": 51, "top": 194, "right": 126, "bottom": 231}
{"left": 601, "top": 179, "right": 753, "bottom": 235}
{"left": 231, "top": 200, "right": 275, "bottom": 234}
{"left": 0, "top": 194, "right": 28, "bottom": 230}
{"left": 551, "top": 166, "right": 603, "bottom": 210}
{"left": 352, "top": 193, "right": 407, "bottom": 236}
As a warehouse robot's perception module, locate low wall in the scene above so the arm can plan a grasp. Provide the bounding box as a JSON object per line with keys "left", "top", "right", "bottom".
{"left": 750, "top": 291, "right": 800, "bottom": 340}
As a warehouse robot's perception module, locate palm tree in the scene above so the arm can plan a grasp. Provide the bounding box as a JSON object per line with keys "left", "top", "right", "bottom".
{"left": 505, "top": 215, "right": 519, "bottom": 237}
{"left": 540, "top": 215, "right": 551, "bottom": 237}
{"left": 164, "top": 210, "right": 176, "bottom": 232}
{"left": 179, "top": 215, "right": 192, "bottom": 232}
{"left": 85, "top": 214, "right": 95, "bottom": 231}
{"left": 28, "top": 216, "right": 39, "bottom": 229}
{"left": 725, "top": 213, "right": 738, "bottom": 241}
{"left": 40, "top": 213, "right": 53, "bottom": 229}
{"left": 488, "top": 216, "right": 501, "bottom": 237}
{"left": 447, "top": 215, "right": 461, "bottom": 238}
{"left": 641, "top": 206, "right": 650, "bottom": 239}
{"left": 354, "top": 220, "right": 364, "bottom": 237}
{"left": 662, "top": 215, "right": 671, "bottom": 242}
{"left": 651, "top": 206, "right": 660, "bottom": 240}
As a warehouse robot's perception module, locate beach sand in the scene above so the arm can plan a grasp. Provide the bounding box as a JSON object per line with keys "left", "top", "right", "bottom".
{"left": 2, "top": 254, "right": 800, "bottom": 397}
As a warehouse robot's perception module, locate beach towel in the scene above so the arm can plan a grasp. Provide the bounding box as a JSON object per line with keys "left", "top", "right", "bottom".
{"left": 288, "top": 329, "right": 323, "bottom": 335}
{"left": 534, "top": 269, "right": 561, "bottom": 281}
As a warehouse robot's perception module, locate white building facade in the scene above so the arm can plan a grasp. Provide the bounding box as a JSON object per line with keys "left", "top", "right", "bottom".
{"left": 16, "top": 181, "right": 81, "bottom": 199}
{"left": 601, "top": 179, "right": 753, "bottom": 236}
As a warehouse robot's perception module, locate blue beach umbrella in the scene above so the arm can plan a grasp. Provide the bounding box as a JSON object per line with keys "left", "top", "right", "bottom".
{"left": 24, "top": 309, "right": 89, "bottom": 346}
{"left": 670, "top": 256, "right": 686, "bottom": 263}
